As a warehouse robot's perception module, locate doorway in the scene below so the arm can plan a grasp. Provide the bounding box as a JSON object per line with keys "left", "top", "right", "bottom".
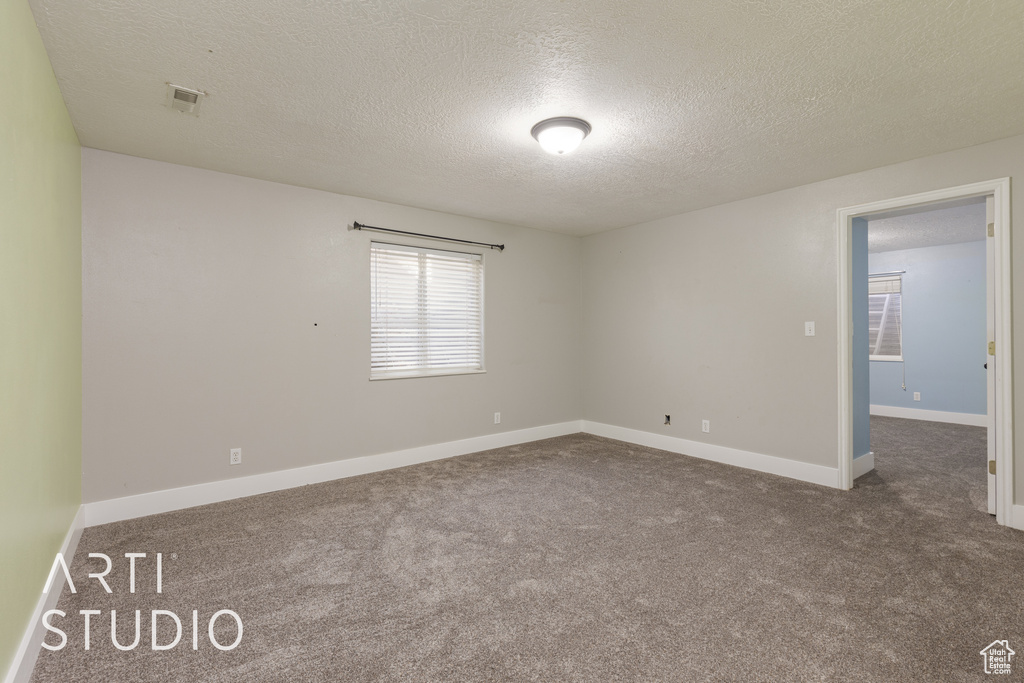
{"left": 836, "top": 179, "right": 1013, "bottom": 527}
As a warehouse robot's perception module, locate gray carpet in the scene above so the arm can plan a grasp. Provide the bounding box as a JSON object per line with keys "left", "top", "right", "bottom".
{"left": 31, "top": 417, "right": 1023, "bottom": 681}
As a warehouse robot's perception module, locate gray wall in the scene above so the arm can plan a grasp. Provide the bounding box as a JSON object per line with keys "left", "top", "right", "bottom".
{"left": 86, "top": 132, "right": 1024, "bottom": 507}
{"left": 581, "top": 133, "right": 1024, "bottom": 501}
{"left": 869, "top": 241, "right": 987, "bottom": 415}
{"left": 82, "top": 149, "right": 582, "bottom": 503}
{"left": 581, "top": 188, "right": 839, "bottom": 466}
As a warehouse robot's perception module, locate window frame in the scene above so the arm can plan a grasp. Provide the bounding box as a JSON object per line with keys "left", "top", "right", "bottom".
{"left": 868, "top": 274, "right": 903, "bottom": 362}
{"left": 369, "top": 240, "right": 486, "bottom": 381}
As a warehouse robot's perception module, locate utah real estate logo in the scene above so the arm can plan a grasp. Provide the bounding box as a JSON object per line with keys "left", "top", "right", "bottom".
{"left": 980, "top": 640, "right": 1015, "bottom": 675}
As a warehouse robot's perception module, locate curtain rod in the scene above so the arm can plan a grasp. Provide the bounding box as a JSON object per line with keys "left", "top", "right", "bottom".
{"left": 352, "top": 221, "right": 504, "bottom": 251}
{"left": 869, "top": 270, "right": 906, "bottom": 277}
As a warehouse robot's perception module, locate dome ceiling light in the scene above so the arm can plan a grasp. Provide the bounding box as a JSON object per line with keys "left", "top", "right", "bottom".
{"left": 530, "top": 117, "right": 592, "bottom": 155}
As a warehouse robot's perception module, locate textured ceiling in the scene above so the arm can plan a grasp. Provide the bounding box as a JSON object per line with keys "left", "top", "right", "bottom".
{"left": 28, "top": 0, "right": 1024, "bottom": 236}
{"left": 867, "top": 200, "right": 986, "bottom": 253}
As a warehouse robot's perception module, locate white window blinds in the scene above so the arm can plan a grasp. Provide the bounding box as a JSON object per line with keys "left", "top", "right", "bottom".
{"left": 868, "top": 274, "right": 902, "bottom": 360}
{"left": 370, "top": 242, "right": 483, "bottom": 379}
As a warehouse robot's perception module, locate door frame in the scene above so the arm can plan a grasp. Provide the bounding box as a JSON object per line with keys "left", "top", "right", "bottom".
{"left": 835, "top": 178, "right": 1013, "bottom": 525}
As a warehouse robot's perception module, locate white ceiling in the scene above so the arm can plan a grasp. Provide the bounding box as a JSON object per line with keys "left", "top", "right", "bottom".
{"left": 28, "top": 0, "right": 1024, "bottom": 236}
{"left": 867, "top": 199, "right": 986, "bottom": 253}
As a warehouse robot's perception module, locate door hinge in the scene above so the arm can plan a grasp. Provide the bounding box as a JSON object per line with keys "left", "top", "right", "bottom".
{"left": 988, "top": 223, "right": 995, "bottom": 237}
{"left": 989, "top": 341, "right": 996, "bottom": 356}
{"left": 989, "top": 460, "right": 996, "bottom": 475}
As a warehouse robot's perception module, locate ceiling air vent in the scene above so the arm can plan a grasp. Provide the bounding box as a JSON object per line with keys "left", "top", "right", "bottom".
{"left": 166, "top": 84, "right": 205, "bottom": 116}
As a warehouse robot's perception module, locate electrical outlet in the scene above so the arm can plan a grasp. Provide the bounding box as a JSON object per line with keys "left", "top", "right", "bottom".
{"left": 664, "top": 415, "right": 671, "bottom": 425}
{"left": 230, "top": 448, "right": 241, "bottom": 465}
{"left": 804, "top": 321, "right": 815, "bottom": 337}
{"left": 701, "top": 419, "right": 710, "bottom": 433}
{"left": 494, "top": 412, "right": 501, "bottom": 424}
{"left": 913, "top": 392, "right": 921, "bottom": 402}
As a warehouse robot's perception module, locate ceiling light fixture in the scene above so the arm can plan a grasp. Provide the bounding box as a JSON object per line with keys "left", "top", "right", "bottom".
{"left": 531, "top": 117, "right": 591, "bottom": 155}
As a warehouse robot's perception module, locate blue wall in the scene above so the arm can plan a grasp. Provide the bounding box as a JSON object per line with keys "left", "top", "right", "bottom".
{"left": 852, "top": 219, "right": 870, "bottom": 459}
{"left": 868, "top": 240, "right": 986, "bottom": 415}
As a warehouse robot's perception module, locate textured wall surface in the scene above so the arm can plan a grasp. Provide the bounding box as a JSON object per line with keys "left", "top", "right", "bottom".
{"left": 27, "top": 0, "right": 1024, "bottom": 235}
{"left": 869, "top": 242, "right": 987, "bottom": 415}
{"left": 0, "top": 0, "right": 82, "bottom": 676}
{"left": 581, "top": 133, "right": 1024, "bottom": 502}
{"left": 82, "top": 149, "right": 581, "bottom": 502}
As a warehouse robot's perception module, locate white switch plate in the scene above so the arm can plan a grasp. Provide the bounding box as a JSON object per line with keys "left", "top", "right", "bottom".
{"left": 804, "top": 321, "right": 815, "bottom": 336}
{"left": 701, "top": 419, "right": 710, "bottom": 433}
{"left": 230, "top": 448, "right": 241, "bottom": 465}
{"left": 913, "top": 392, "right": 921, "bottom": 401}
{"left": 494, "top": 412, "right": 501, "bottom": 424}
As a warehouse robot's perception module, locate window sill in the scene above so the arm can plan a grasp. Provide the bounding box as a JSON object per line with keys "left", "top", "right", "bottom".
{"left": 370, "top": 369, "right": 486, "bottom": 381}
{"left": 869, "top": 356, "right": 904, "bottom": 362}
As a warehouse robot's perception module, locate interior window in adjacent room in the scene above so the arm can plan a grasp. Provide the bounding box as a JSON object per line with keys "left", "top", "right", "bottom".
{"left": 868, "top": 274, "right": 902, "bottom": 361}
{"left": 370, "top": 242, "right": 483, "bottom": 379}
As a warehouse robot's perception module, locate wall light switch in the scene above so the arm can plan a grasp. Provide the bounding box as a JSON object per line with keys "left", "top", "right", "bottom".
{"left": 913, "top": 392, "right": 921, "bottom": 402}
{"left": 804, "top": 322, "right": 815, "bottom": 337}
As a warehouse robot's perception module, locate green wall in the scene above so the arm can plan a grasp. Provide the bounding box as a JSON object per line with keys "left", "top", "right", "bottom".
{"left": 0, "top": 0, "right": 82, "bottom": 676}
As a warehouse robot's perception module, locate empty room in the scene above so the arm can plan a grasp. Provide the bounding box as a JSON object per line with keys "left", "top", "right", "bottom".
{"left": 4, "top": 0, "right": 1024, "bottom": 681}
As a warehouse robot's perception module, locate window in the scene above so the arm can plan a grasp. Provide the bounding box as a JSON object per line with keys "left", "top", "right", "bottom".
{"left": 868, "top": 274, "right": 902, "bottom": 361}
{"left": 370, "top": 242, "right": 483, "bottom": 379}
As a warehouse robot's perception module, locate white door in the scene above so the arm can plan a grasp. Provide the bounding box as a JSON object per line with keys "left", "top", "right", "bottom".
{"left": 986, "top": 195, "right": 996, "bottom": 515}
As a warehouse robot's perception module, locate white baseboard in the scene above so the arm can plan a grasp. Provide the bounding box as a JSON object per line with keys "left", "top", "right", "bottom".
{"left": 580, "top": 421, "right": 840, "bottom": 488}
{"left": 83, "top": 421, "right": 584, "bottom": 527}
{"left": 869, "top": 404, "right": 987, "bottom": 427}
{"left": 853, "top": 452, "right": 875, "bottom": 479}
{"left": 1011, "top": 505, "right": 1024, "bottom": 532}
{"left": 4, "top": 505, "right": 85, "bottom": 683}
